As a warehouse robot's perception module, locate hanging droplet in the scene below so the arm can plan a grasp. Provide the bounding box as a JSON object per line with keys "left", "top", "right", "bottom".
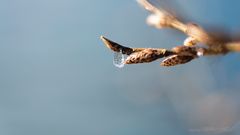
{"left": 113, "top": 49, "right": 125, "bottom": 68}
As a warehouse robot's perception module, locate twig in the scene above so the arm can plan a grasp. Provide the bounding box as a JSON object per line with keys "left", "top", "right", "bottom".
{"left": 100, "top": 0, "right": 240, "bottom": 67}
{"left": 101, "top": 36, "right": 199, "bottom": 66}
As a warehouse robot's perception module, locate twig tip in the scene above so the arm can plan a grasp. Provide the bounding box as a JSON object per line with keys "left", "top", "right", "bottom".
{"left": 100, "top": 35, "right": 105, "bottom": 41}
{"left": 100, "top": 35, "right": 111, "bottom": 47}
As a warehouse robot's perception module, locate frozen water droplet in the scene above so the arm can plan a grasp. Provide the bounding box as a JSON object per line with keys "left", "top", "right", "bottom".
{"left": 113, "top": 49, "right": 125, "bottom": 68}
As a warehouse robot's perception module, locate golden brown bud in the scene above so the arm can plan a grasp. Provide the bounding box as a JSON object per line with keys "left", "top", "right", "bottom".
{"left": 171, "top": 45, "right": 198, "bottom": 57}
{"left": 125, "top": 48, "right": 171, "bottom": 64}
{"left": 160, "top": 55, "right": 195, "bottom": 67}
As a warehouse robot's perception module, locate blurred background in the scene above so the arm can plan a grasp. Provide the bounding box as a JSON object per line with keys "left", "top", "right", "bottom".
{"left": 1, "top": 0, "right": 240, "bottom": 135}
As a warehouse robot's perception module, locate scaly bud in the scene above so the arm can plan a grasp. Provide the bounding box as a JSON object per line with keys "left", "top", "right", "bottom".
{"left": 161, "top": 55, "right": 195, "bottom": 67}
{"left": 125, "top": 48, "right": 172, "bottom": 64}
{"left": 171, "top": 45, "right": 198, "bottom": 57}
{"left": 147, "top": 13, "right": 170, "bottom": 29}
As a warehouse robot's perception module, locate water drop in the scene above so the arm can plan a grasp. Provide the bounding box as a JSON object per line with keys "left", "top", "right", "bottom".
{"left": 113, "top": 49, "right": 125, "bottom": 68}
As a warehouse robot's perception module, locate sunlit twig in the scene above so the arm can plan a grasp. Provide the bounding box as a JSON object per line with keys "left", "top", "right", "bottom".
{"left": 100, "top": 0, "right": 240, "bottom": 67}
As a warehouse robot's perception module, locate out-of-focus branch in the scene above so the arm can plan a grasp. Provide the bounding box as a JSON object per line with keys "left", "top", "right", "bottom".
{"left": 137, "top": 0, "right": 239, "bottom": 54}
{"left": 225, "top": 42, "right": 240, "bottom": 52}
{"left": 100, "top": 0, "right": 240, "bottom": 67}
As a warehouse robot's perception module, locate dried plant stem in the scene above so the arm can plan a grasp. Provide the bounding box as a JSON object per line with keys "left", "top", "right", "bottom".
{"left": 100, "top": 36, "right": 197, "bottom": 66}
{"left": 100, "top": 0, "right": 240, "bottom": 67}
{"left": 226, "top": 42, "right": 240, "bottom": 52}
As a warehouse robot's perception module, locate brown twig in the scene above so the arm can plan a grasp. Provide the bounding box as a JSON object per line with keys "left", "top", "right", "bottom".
{"left": 100, "top": 36, "right": 199, "bottom": 66}
{"left": 100, "top": 0, "right": 240, "bottom": 67}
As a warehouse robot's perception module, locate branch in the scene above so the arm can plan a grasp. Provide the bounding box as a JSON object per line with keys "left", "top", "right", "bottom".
{"left": 101, "top": 36, "right": 200, "bottom": 66}
{"left": 100, "top": 0, "right": 240, "bottom": 67}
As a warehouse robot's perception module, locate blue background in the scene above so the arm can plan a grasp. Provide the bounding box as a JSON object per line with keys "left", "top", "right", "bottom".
{"left": 1, "top": 0, "right": 240, "bottom": 135}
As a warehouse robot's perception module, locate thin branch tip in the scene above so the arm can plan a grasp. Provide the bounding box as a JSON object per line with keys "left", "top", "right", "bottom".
{"left": 99, "top": 35, "right": 104, "bottom": 40}
{"left": 100, "top": 36, "right": 134, "bottom": 55}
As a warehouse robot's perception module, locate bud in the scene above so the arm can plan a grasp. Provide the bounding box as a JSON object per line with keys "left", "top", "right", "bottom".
{"left": 125, "top": 48, "right": 167, "bottom": 64}
{"left": 160, "top": 55, "right": 195, "bottom": 67}
{"left": 171, "top": 45, "right": 198, "bottom": 57}
{"left": 147, "top": 13, "right": 169, "bottom": 29}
